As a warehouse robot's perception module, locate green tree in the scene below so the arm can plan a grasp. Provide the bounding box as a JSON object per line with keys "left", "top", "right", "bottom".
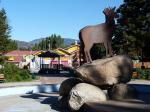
{"left": 90, "top": 44, "right": 106, "bottom": 60}
{"left": 6, "top": 40, "right": 18, "bottom": 51}
{"left": 0, "top": 56, "right": 8, "bottom": 64}
{"left": 0, "top": 8, "right": 11, "bottom": 53}
{"left": 32, "top": 43, "right": 39, "bottom": 50}
{"left": 32, "top": 34, "right": 64, "bottom": 50}
{"left": 39, "top": 39, "right": 45, "bottom": 50}
{"left": 113, "top": 0, "right": 150, "bottom": 61}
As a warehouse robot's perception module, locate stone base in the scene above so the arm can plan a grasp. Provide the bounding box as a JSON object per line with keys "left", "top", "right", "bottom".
{"left": 84, "top": 101, "right": 150, "bottom": 112}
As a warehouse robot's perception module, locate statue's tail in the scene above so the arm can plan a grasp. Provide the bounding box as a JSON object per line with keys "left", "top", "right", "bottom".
{"left": 79, "top": 30, "right": 84, "bottom": 65}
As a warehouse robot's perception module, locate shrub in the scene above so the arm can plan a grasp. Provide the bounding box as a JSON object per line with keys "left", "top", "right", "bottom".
{"left": 145, "top": 69, "right": 150, "bottom": 80}
{"left": 19, "top": 69, "right": 31, "bottom": 81}
{"left": 0, "top": 63, "right": 32, "bottom": 82}
{"left": 0, "top": 56, "right": 8, "bottom": 64}
{"left": 135, "top": 68, "right": 150, "bottom": 80}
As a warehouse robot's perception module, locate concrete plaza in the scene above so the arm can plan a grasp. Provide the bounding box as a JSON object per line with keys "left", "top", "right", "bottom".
{"left": 0, "top": 78, "right": 150, "bottom": 112}
{"left": 0, "top": 93, "right": 61, "bottom": 112}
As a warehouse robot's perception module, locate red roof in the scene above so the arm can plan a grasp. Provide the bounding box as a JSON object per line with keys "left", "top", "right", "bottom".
{"left": 5, "top": 50, "right": 41, "bottom": 63}
{"left": 4, "top": 50, "right": 40, "bottom": 56}
{"left": 7, "top": 56, "right": 23, "bottom": 63}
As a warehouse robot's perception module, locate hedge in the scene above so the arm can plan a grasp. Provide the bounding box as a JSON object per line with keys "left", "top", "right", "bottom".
{"left": 0, "top": 63, "right": 32, "bottom": 82}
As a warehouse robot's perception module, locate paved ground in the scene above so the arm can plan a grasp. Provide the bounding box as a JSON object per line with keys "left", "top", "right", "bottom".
{"left": 0, "top": 93, "right": 61, "bottom": 112}
{"left": 128, "top": 79, "right": 150, "bottom": 85}
{"left": 0, "top": 78, "right": 149, "bottom": 88}
{"left": 0, "top": 76, "right": 150, "bottom": 112}
{"left": 0, "top": 81, "right": 41, "bottom": 88}
{"left": 0, "top": 74, "right": 68, "bottom": 112}
{"left": 0, "top": 74, "right": 68, "bottom": 88}
{"left": 0, "top": 92, "right": 149, "bottom": 112}
{"left": 39, "top": 74, "right": 68, "bottom": 84}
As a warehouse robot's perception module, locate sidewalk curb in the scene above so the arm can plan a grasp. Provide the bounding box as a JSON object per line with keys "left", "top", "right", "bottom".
{"left": 0, "top": 84, "right": 60, "bottom": 96}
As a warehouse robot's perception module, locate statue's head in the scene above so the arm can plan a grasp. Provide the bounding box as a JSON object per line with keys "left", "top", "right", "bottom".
{"left": 103, "top": 7, "right": 117, "bottom": 24}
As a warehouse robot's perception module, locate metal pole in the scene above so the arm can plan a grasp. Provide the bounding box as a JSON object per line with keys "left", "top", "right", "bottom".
{"left": 49, "top": 40, "right": 51, "bottom": 50}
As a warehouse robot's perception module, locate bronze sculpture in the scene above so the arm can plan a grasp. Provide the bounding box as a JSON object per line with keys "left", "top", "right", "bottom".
{"left": 79, "top": 7, "right": 116, "bottom": 63}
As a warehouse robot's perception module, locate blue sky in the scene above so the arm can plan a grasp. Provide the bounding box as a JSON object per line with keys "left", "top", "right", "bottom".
{"left": 1, "top": 0, "right": 123, "bottom": 42}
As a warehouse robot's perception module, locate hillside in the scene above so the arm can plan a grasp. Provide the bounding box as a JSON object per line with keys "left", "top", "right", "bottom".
{"left": 16, "top": 38, "right": 79, "bottom": 49}
{"left": 16, "top": 40, "right": 34, "bottom": 49}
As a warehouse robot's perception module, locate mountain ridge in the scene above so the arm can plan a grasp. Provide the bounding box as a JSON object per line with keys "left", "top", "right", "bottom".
{"left": 15, "top": 38, "right": 79, "bottom": 49}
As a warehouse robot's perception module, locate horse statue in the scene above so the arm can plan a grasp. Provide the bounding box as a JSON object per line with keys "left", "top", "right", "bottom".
{"left": 79, "top": 7, "right": 116, "bottom": 64}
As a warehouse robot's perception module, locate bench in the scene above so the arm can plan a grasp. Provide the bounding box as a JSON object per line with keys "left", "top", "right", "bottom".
{"left": 0, "top": 74, "right": 5, "bottom": 82}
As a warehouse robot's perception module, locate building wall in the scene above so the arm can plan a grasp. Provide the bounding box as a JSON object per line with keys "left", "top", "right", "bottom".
{"left": 134, "top": 62, "right": 150, "bottom": 68}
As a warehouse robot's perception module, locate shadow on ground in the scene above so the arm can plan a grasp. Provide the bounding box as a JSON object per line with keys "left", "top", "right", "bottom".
{"left": 20, "top": 82, "right": 150, "bottom": 112}
{"left": 21, "top": 93, "right": 61, "bottom": 111}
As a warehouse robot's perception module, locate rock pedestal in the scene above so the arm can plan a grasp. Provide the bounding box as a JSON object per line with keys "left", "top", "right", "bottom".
{"left": 59, "top": 55, "right": 137, "bottom": 111}
{"left": 58, "top": 78, "right": 83, "bottom": 110}
{"left": 59, "top": 78, "right": 83, "bottom": 96}
{"left": 69, "top": 83, "right": 107, "bottom": 111}
{"left": 108, "top": 83, "right": 138, "bottom": 101}
{"left": 76, "top": 55, "right": 133, "bottom": 86}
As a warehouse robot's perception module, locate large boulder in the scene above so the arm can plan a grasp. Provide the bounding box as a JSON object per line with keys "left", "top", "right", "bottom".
{"left": 59, "top": 78, "right": 83, "bottom": 110}
{"left": 58, "top": 96, "right": 69, "bottom": 110}
{"left": 59, "top": 77, "right": 83, "bottom": 96}
{"left": 76, "top": 55, "right": 133, "bottom": 86}
{"left": 108, "top": 83, "right": 138, "bottom": 101}
{"left": 68, "top": 83, "right": 107, "bottom": 111}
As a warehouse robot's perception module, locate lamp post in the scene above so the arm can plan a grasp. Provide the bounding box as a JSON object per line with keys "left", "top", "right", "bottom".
{"left": 49, "top": 40, "right": 51, "bottom": 50}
